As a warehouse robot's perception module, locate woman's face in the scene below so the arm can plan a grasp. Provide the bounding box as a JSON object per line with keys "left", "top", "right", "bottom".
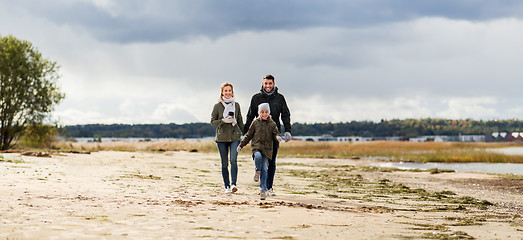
{"left": 222, "top": 86, "right": 233, "bottom": 99}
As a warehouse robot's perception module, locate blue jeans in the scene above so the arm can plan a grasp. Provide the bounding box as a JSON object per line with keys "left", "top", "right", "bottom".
{"left": 216, "top": 141, "right": 239, "bottom": 188}
{"left": 253, "top": 151, "right": 269, "bottom": 191}
{"left": 267, "top": 141, "right": 279, "bottom": 190}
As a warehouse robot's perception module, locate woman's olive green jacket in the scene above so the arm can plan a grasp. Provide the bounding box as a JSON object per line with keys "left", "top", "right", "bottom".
{"left": 211, "top": 102, "right": 245, "bottom": 142}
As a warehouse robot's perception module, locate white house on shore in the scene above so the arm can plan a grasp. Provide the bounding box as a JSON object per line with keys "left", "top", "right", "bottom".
{"left": 409, "top": 135, "right": 485, "bottom": 142}
{"left": 336, "top": 136, "right": 373, "bottom": 142}
{"left": 293, "top": 135, "right": 372, "bottom": 142}
{"left": 295, "top": 134, "right": 487, "bottom": 142}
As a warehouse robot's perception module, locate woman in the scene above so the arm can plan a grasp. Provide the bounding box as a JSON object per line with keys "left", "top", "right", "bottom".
{"left": 211, "top": 82, "right": 245, "bottom": 193}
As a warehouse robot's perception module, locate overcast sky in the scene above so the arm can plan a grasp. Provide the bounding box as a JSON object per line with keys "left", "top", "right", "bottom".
{"left": 2, "top": 0, "right": 523, "bottom": 125}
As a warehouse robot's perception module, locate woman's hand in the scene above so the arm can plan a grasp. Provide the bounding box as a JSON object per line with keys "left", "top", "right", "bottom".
{"left": 222, "top": 116, "right": 234, "bottom": 123}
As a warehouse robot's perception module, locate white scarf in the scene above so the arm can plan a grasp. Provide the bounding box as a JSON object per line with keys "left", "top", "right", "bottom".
{"left": 221, "top": 96, "right": 237, "bottom": 126}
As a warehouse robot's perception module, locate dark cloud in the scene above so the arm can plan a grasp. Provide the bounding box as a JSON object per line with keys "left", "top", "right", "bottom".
{"left": 10, "top": 0, "right": 523, "bottom": 43}
{"left": 3, "top": 0, "right": 522, "bottom": 123}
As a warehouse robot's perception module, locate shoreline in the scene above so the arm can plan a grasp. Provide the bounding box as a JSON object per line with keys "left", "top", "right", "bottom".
{"left": 372, "top": 161, "right": 523, "bottom": 175}
{"left": 1, "top": 151, "right": 521, "bottom": 239}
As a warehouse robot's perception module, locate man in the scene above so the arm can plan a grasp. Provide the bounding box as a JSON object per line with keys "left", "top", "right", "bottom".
{"left": 244, "top": 74, "right": 292, "bottom": 196}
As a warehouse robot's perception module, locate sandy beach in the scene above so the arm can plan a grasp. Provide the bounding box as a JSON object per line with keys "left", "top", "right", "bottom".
{"left": 0, "top": 150, "right": 521, "bottom": 239}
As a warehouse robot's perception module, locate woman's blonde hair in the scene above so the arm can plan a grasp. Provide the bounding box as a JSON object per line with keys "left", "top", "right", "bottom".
{"left": 218, "top": 82, "right": 234, "bottom": 101}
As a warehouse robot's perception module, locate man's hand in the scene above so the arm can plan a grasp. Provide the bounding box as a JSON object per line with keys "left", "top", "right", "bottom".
{"left": 284, "top": 132, "right": 292, "bottom": 142}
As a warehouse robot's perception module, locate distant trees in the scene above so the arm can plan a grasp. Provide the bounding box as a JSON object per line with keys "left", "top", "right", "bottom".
{"left": 60, "top": 119, "right": 523, "bottom": 139}
{"left": 290, "top": 119, "right": 522, "bottom": 137}
{"left": 62, "top": 123, "right": 216, "bottom": 139}
{"left": 0, "top": 35, "right": 65, "bottom": 150}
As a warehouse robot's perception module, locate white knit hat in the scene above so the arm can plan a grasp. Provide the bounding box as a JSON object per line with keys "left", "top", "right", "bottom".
{"left": 258, "top": 103, "right": 270, "bottom": 115}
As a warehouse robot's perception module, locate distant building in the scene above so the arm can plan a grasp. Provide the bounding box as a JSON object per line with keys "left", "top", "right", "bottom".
{"left": 385, "top": 136, "right": 403, "bottom": 141}
{"left": 459, "top": 135, "right": 485, "bottom": 142}
{"left": 294, "top": 135, "right": 372, "bottom": 142}
{"left": 517, "top": 133, "right": 523, "bottom": 141}
{"left": 294, "top": 133, "right": 504, "bottom": 143}
{"left": 293, "top": 135, "right": 333, "bottom": 142}
{"left": 486, "top": 132, "right": 512, "bottom": 142}
{"left": 337, "top": 136, "right": 372, "bottom": 142}
{"left": 410, "top": 135, "right": 482, "bottom": 142}
{"left": 509, "top": 132, "right": 523, "bottom": 142}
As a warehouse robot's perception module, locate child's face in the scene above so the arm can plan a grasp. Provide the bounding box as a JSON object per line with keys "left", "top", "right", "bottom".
{"left": 260, "top": 109, "right": 270, "bottom": 120}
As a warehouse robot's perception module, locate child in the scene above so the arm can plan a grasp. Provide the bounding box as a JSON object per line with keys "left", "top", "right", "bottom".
{"left": 237, "top": 103, "right": 281, "bottom": 200}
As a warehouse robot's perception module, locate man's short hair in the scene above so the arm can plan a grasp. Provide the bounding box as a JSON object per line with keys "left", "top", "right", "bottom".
{"left": 263, "top": 74, "right": 274, "bottom": 82}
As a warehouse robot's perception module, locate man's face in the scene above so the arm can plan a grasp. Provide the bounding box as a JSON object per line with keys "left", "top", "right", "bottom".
{"left": 260, "top": 109, "right": 270, "bottom": 120}
{"left": 262, "top": 78, "right": 274, "bottom": 93}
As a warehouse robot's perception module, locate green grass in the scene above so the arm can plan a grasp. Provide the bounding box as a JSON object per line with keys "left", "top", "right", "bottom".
{"left": 0, "top": 155, "right": 26, "bottom": 163}
{"left": 283, "top": 166, "right": 494, "bottom": 210}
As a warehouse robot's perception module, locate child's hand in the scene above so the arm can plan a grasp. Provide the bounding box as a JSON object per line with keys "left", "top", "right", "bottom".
{"left": 236, "top": 146, "right": 242, "bottom": 152}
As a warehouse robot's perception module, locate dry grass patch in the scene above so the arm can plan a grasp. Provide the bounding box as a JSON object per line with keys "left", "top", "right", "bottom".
{"left": 48, "top": 140, "right": 523, "bottom": 163}
{"left": 277, "top": 141, "right": 523, "bottom": 163}
{"left": 51, "top": 140, "right": 217, "bottom": 153}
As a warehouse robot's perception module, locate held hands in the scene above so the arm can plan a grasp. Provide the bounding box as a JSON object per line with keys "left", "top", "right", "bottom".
{"left": 284, "top": 132, "right": 292, "bottom": 142}
{"left": 236, "top": 146, "right": 242, "bottom": 152}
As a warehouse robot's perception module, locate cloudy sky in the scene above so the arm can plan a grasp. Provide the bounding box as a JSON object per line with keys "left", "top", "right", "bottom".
{"left": 2, "top": 0, "right": 523, "bottom": 125}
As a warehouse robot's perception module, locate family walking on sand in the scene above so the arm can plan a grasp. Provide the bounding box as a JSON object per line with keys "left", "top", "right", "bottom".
{"left": 210, "top": 74, "right": 292, "bottom": 200}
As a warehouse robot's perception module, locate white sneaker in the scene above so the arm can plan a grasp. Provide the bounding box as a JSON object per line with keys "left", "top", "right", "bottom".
{"left": 267, "top": 188, "right": 276, "bottom": 196}
{"left": 231, "top": 185, "right": 238, "bottom": 193}
{"left": 225, "top": 186, "right": 232, "bottom": 194}
{"left": 260, "top": 190, "right": 267, "bottom": 200}
{"left": 254, "top": 171, "right": 260, "bottom": 182}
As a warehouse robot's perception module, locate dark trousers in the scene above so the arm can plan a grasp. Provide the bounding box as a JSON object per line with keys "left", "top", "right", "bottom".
{"left": 267, "top": 140, "right": 279, "bottom": 190}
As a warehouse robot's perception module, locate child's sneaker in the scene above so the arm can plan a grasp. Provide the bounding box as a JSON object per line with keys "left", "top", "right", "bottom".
{"left": 231, "top": 185, "right": 238, "bottom": 193}
{"left": 260, "top": 190, "right": 267, "bottom": 200}
{"left": 267, "top": 188, "right": 276, "bottom": 196}
{"left": 253, "top": 171, "right": 260, "bottom": 182}
{"left": 225, "top": 186, "right": 232, "bottom": 194}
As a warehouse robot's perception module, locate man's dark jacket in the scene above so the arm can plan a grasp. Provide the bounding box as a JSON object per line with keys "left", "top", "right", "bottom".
{"left": 244, "top": 87, "right": 291, "bottom": 134}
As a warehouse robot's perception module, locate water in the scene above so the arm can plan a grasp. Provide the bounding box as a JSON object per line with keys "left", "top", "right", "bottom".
{"left": 486, "top": 147, "right": 523, "bottom": 156}
{"left": 70, "top": 138, "right": 523, "bottom": 175}
{"left": 374, "top": 147, "right": 523, "bottom": 175}
{"left": 374, "top": 161, "right": 523, "bottom": 175}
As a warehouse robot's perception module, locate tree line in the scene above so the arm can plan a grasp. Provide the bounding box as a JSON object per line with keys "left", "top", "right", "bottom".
{"left": 61, "top": 119, "right": 523, "bottom": 139}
